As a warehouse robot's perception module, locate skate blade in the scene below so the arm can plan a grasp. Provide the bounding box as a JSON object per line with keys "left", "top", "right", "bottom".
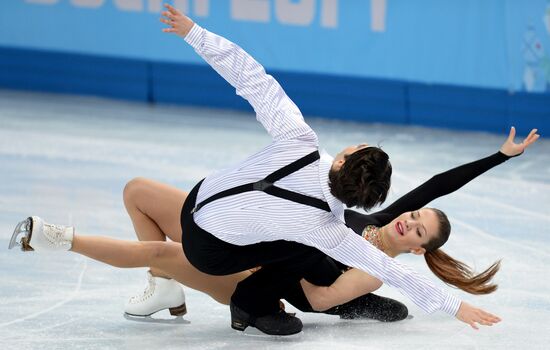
{"left": 8, "top": 218, "right": 33, "bottom": 251}
{"left": 339, "top": 313, "right": 414, "bottom": 323}
{"left": 237, "top": 327, "right": 303, "bottom": 339}
{"left": 123, "top": 312, "right": 190, "bottom": 325}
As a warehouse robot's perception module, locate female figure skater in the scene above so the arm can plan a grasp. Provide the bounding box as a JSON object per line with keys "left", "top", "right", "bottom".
{"left": 9, "top": 3, "right": 532, "bottom": 334}
{"left": 117, "top": 125, "right": 538, "bottom": 327}
{"left": 287, "top": 126, "right": 540, "bottom": 318}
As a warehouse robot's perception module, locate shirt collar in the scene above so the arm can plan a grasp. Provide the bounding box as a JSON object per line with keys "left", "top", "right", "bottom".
{"left": 318, "top": 150, "right": 345, "bottom": 222}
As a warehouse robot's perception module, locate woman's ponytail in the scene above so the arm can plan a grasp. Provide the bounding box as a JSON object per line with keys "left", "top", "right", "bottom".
{"left": 424, "top": 249, "right": 500, "bottom": 295}
{"left": 423, "top": 208, "right": 501, "bottom": 295}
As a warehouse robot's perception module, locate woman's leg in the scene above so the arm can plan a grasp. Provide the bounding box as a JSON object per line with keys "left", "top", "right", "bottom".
{"left": 121, "top": 177, "right": 189, "bottom": 312}
{"left": 71, "top": 233, "right": 250, "bottom": 304}
{"left": 123, "top": 177, "right": 184, "bottom": 242}
{"left": 122, "top": 177, "right": 185, "bottom": 275}
{"left": 89, "top": 176, "right": 253, "bottom": 305}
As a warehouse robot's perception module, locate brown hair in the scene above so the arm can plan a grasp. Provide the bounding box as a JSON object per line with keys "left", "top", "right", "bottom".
{"left": 328, "top": 146, "right": 391, "bottom": 210}
{"left": 422, "top": 208, "right": 501, "bottom": 295}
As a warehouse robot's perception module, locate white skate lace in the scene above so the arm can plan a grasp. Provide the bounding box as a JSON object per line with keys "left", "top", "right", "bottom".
{"left": 43, "top": 223, "right": 70, "bottom": 246}
{"left": 129, "top": 275, "right": 156, "bottom": 304}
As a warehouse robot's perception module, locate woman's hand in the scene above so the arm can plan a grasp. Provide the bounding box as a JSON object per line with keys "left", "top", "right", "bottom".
{"left": 500, "top": 127, "right": 540, "bottom": 157}
{"left": 456, "top": 302, "right": 501, "bottom": 330}
{"left": 160, "top": 3, "right": 194, "bottom": 38}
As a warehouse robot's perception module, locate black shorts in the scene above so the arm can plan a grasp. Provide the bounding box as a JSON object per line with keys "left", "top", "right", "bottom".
{"left": 180, "top": 179, "right": 327, "bottom": 276}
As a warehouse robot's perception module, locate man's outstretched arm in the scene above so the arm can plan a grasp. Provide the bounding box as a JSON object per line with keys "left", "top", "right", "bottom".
{"left": 160, "top": 4, "right": 316, "bottom": 144}
{"left": 298, "top": 224, "right": 501, "bottom": 330}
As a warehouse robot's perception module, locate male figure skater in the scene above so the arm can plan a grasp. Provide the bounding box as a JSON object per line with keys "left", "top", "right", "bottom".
{"left": 158, "top": 4, "right": 498, "bottom": 336}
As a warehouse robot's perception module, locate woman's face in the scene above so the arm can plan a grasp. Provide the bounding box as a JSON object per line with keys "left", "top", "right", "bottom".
{"left": 385, "top": 208, "right": 440, "bottom": 255}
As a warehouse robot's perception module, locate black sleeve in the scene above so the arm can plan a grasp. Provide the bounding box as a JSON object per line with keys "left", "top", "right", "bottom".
{"left": 344, "top": 210, "right": 388, "bottom": 235}
{"left": 344, "top": 151, "right": 510, "bottom": 230}
{"left": 380, "top": 151, "right": 510, "bottom": 219}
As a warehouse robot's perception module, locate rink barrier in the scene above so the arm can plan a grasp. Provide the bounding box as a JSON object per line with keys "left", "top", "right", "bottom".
{"left": 0, "top": 46, "right": 547, "bottom": 135}
{"left": 151, "top": 61, "right": 409, "bottom": 125}
{"left": 0, "top": 47, "right": 149, "bottom": 101}
{"left": 408, "top": 85, "right": 511, "bottom": 132}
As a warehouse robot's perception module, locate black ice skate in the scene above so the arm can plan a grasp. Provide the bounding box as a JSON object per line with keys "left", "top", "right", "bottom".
{"left": 230, "top": 302, "right": 302, "bottom": 336}
{"left": 323, "top": 293, "right": 409, "bottom": 322}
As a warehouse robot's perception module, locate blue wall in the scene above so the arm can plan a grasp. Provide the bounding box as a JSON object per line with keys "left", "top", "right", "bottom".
{"left": 0, "top": 0, "right": 548, "bottom": 134}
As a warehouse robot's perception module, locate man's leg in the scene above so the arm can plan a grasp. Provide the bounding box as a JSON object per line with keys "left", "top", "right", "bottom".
{"left": 229, "top": 243, "right": 327, "bottom": 335}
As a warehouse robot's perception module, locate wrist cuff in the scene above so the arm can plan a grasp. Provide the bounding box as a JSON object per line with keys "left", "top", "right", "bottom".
{"left": 184, "top": 23, "right": 204, "bottom": 49}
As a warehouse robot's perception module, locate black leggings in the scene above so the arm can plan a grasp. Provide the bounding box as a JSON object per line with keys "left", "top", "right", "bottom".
{"left": 180, "top": 180, "right": 341, "bottom": 316}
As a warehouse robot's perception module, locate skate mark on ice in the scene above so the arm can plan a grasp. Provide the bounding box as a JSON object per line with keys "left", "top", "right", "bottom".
{"left": 450, "top": 216, "right": 550, "bottom": 259}
{"left": 3, "top": 316, "right": 81, "bottom": 340}
{"left": 452, "top": 191, "right": 550, "bottom": 223}
{"left": 0, "top": 259, "right": 87, "bottom": 328}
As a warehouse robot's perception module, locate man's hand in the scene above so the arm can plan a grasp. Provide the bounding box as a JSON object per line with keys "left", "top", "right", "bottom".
{"left": 500, "top": 127, "right": 540, "bottom": 157}
{"left": 456, "top": 302, "right": 501, "bottom": 330}
{"left": 160, "top": 3, "right": 194, "bottom": 38}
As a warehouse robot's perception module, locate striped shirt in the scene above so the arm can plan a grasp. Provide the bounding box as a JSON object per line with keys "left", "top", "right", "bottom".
{"left": 184, "top": 24, "right": 461, "bottom": 317}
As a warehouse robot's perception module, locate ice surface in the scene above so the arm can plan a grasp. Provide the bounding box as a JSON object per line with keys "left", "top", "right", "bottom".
{"left": 0, "top": 89, "right": 549, "bottom": 349}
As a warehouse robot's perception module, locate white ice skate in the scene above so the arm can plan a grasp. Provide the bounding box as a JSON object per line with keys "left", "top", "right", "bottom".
{"left": 9, "top": 216, "right": 74, "bottom": 251}
{"left": 124, "top": 271, "right": 188, "bottom": 324}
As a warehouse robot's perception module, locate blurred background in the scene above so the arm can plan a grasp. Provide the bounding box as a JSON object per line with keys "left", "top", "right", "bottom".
{"left": 1, "top": 0, "right": 549, "bottom": 133}
{"left": 1, "top": 2, "right": 549, "bottom": 350}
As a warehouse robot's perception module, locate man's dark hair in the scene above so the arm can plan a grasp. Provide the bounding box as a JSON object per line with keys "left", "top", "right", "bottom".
{"left": 328, "top": 146, "right": 391, "bottom": 210}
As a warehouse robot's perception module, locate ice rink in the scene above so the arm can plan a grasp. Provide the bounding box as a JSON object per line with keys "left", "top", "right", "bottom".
{"left": 0, "top": 89, "right": 549, "bottom": 350}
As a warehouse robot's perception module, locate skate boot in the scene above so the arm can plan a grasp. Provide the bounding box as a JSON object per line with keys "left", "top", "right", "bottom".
{"left": 323, "top": 293, "right": 408, "bottom": 322}
{"left": 124, "top": 271, "right": 187, "bottom": 321}
{"left": 8, "top": 216, "right": 74, "bottom": 251}
{"left": 230, "top": 301, "right": 302, "bottom": 336}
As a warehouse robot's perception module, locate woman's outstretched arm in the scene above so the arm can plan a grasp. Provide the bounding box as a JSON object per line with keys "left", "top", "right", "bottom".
{"left": 379, "top": 127, "right": 539, "bottom": 219}
{"left": 345, "top": 127, "right": 540, "bottom": 233}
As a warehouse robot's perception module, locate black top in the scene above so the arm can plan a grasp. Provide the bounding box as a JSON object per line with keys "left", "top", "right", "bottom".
{"left": 332, "top": 151, "right": 509, "bottom": 274}
{"left": 284, "top": 151, "right": 511, "bottom": 312}
{"left": 344, "top": 151, "right": 510, "bottom": 235}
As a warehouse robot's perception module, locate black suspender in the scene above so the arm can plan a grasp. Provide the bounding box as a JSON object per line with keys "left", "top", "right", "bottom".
{"left": 191, "top": 151, "right": 331, "bottom": 214}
